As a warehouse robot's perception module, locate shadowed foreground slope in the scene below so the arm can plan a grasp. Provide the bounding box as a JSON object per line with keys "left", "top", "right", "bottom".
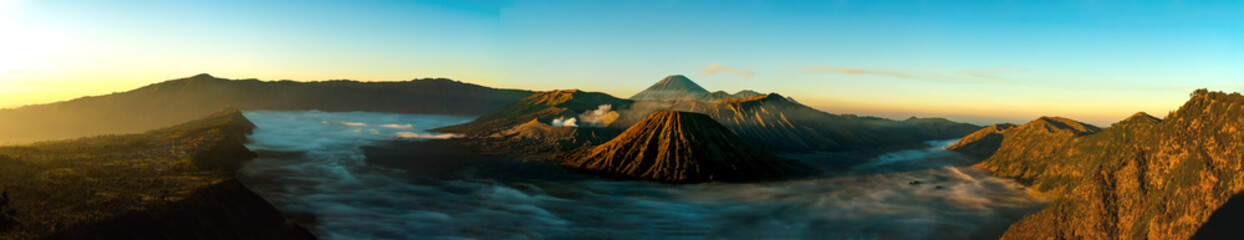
{"left": 1192, "top": 191, "right": 1244, "bottom": 239}
{"left": 562, "top": 111, "right": 807, "bottom": 183}
{"left": 966, "top": 89, "right": 1244, "bottom": 239}
{"left": 0, "top": 108, "right": 312, "bottom": 239}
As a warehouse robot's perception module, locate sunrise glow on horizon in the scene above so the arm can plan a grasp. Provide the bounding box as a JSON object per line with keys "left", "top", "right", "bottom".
{"left": 2, "top": 0, "right": 1241, "bottom": 125}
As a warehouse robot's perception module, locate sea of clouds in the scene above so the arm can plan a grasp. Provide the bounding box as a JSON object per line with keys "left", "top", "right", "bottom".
{"left": 239, "top": 111, "right": 1047, "bottom": 240}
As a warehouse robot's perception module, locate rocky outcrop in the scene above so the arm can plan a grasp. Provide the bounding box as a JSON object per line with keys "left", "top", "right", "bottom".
{"left": 981, "top": 89, "right": 1244, "bottom": 240}
{"left": 562, "top": 111, "right": 808, "bottom": 183}
{"left": 0, "top": 108, "right": 313, "bottom": 239}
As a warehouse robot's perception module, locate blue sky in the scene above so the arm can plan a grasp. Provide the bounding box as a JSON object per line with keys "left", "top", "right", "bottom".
{"left": 1, "top": 0, "right": 1241, "bottom": 125}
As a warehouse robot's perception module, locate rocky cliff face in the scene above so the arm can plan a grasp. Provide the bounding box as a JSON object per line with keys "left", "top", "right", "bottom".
{"left": 562, "top": 111, "right": 807, "bottom": 183}
{"left": 976, "top": 89, "right": 1244, "bottom": 239}
{"left": 0, "top": 108, "right": 313, "bottom": 239}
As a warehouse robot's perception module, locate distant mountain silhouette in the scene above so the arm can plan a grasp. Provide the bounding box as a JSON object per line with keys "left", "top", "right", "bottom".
{"left": 967, "top": 89, "right": 1244, "bottom": 239}
{"left": 562, "top": 111, "right": 806, "bottom": 183}
{"left": 0, "top": 108, "right": 311, "bottom": 239}
{"left": 0, "top": 74, "right": 532, "bottom": 145}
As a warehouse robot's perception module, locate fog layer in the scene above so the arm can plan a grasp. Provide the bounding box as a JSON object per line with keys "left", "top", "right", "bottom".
{"left": 240, "top": 111, "right": 1046, "bottom": 239}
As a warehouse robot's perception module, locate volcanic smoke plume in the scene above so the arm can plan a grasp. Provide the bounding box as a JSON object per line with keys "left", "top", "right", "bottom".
{"left": 551, "top": 117, "right": 577, "bottom": 127}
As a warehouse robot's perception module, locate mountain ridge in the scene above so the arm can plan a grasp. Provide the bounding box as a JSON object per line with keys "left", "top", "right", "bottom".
{"left": 441, "top": 75, "right": 980, "bottom": 154}
{"left": 962, "top": 116, "right": 1101, "bottom": 185}
{"left": 0, "top": 74, "right": 533, "bottom": 145}
{"left": 946, "top": 123, "right": 1017, "bottom": 159}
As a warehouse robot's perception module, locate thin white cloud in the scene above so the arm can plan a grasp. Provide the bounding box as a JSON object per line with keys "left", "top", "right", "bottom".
{"left": 959, "top": 67, "right": 1035, "bottom": 80}
{"left": 0, "top": 82, "right": 38, "bottom": 93}
{"left": 379, "top": 124, "right": 413, "bottom": 129}
{"left": 702, "top": 62, "right": 755, "bottom": 80}
{"left": 800, "top": 66, "right": 920, "bottom": 79}
{"left": 800, "top": 64, "right": 1214, "bottom": 91}
{"left": 394, "top": 132, "right": 462, "bottom": 139}
{"left": 800, "top": 65, "right": 1032, "bottom": 84}
{"left": 0, "top": 64, "right": 63, "bottom": 76}
{"left": 340, "top": 122, "right": 368, "bottom": 127}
